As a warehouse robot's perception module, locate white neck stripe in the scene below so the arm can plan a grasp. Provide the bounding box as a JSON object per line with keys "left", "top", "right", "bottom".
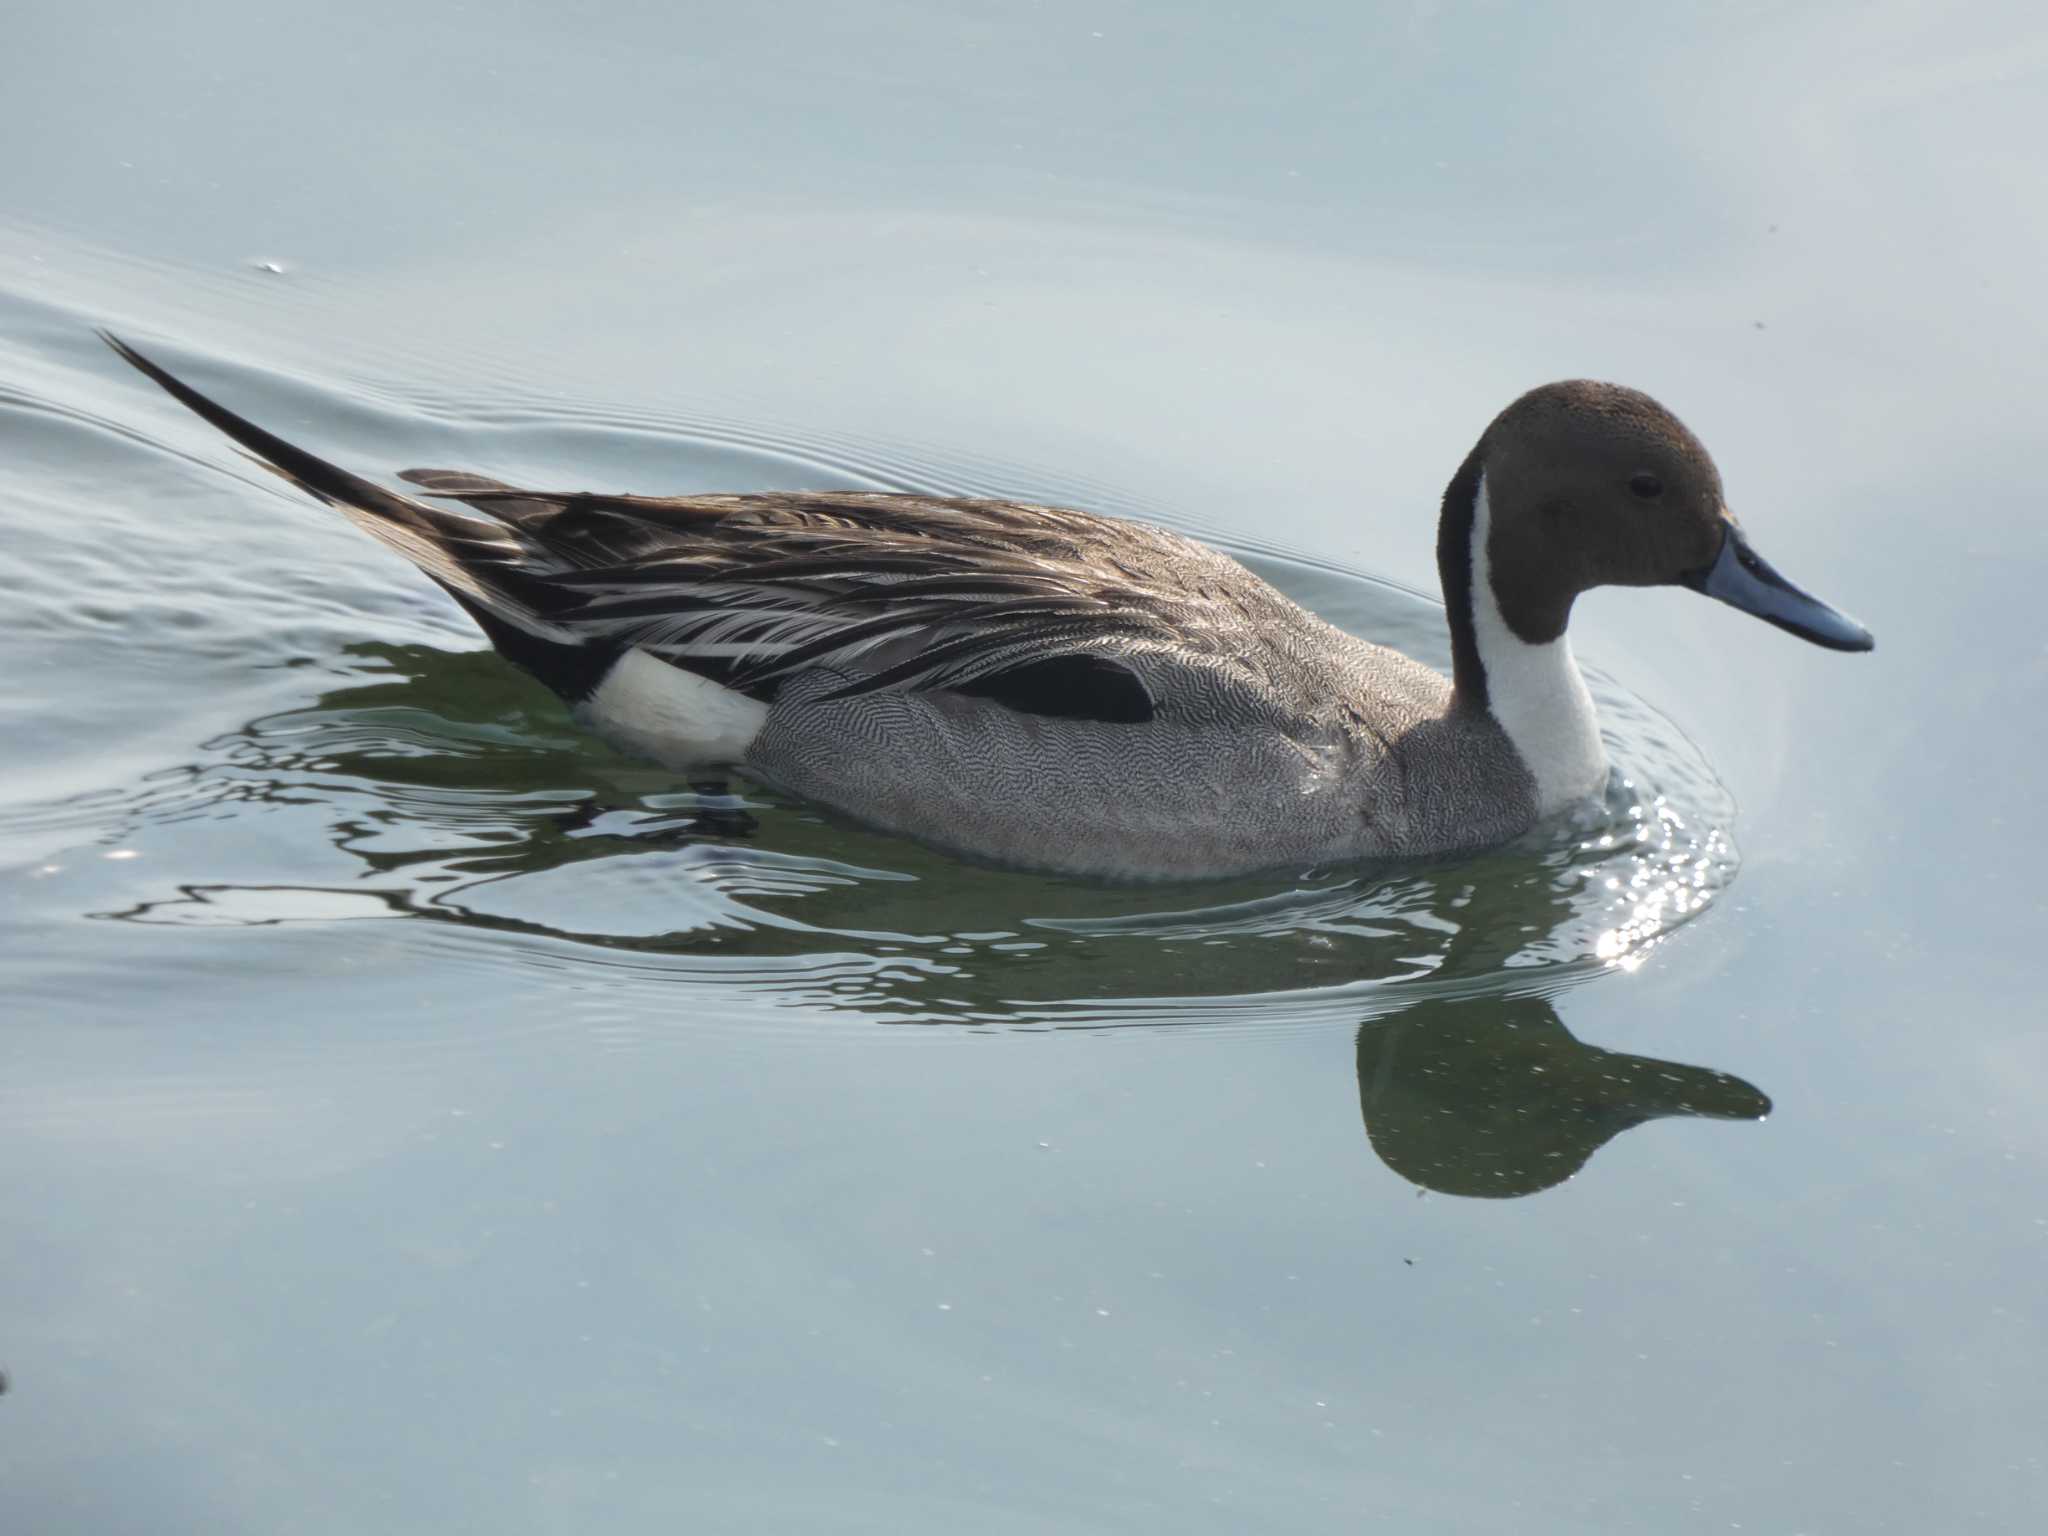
{"left": 1469, "top": 474, "right": 1609, "bottom": 813}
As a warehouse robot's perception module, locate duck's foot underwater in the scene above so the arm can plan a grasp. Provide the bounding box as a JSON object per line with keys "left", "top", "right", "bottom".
{"left": 549, "top": 780, "right": 761, "bottom": 844}
{"left": 683, "top": 778, "right": 763, "bottom": 839}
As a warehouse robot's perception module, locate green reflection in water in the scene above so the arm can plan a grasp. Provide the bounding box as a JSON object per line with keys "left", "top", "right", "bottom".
{"left": 1359, "top": 996, "right": 1768, "bottom": 1198}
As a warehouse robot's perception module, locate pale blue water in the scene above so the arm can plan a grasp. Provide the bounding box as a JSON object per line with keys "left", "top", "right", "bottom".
{"left": 4, "top": 3, "right": 2045, "bottom": 1531}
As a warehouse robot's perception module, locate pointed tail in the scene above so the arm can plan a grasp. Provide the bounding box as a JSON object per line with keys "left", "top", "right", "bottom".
{"left": 103, "top": 332, "right": 613, "bottom": 697}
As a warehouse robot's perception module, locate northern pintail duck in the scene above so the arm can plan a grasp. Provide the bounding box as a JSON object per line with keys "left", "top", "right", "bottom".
{"left": 107, "top": 335, "right": 1872, "bottom": 880}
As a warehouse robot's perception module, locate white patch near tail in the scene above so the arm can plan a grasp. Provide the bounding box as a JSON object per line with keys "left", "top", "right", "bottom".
{"left": 1469, "top": 475, "right": 1609, "bottom": 813}
{"left": 576, "top": 647, "right": 768, "bottom": 767}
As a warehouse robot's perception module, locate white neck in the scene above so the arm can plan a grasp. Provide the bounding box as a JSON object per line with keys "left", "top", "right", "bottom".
{"left": 1469, "top": 474, "right": 1609, "bottom": 814}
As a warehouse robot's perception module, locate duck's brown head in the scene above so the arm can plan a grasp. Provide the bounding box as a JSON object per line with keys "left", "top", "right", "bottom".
{"left": 1438, "top": 381, "right": 1873, "bottom": 706}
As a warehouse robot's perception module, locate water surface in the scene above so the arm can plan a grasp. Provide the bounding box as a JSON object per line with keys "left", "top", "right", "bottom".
{"left": 4, "top": 2, "right": 2045, "bottom": 1531}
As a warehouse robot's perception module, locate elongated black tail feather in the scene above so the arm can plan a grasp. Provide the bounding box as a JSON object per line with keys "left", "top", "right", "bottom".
{"left": 104, "top": 332, "right": 421, "bottom": 519}
{"left": 102, "top": 331, "right": 619, "bottom": 700}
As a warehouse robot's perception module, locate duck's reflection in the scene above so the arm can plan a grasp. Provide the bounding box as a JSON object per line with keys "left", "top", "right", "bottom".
{"left": 1358, "top": 993, "right": 1768, "bottom": 1197}
{"left": 98, "top": 640, "right": 1769, "bottom": 1199}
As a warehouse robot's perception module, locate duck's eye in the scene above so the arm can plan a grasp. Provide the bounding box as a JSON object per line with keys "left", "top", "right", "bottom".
{"left": 1628, "top": 472, "right": 1664, "bottom": 500}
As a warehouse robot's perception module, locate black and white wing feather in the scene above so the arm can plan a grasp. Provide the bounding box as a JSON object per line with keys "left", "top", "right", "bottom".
{"left": 410, "top": 478, "right": 1268, "bottom": 721}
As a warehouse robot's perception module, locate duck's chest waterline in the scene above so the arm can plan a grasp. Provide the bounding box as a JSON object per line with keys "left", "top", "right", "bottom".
{"left": 1470, "top": 627, "right": 1609, "bottom": 813}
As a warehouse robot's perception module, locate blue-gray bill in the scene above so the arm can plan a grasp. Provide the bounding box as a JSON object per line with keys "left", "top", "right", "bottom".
{"left": 1682, "top": 526, "right": 1875, "bottom": 652}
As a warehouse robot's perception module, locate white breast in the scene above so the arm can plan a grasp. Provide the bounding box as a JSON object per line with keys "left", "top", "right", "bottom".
{"left": 1469, "top": 476, "right": 1609, "bottom": 814}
